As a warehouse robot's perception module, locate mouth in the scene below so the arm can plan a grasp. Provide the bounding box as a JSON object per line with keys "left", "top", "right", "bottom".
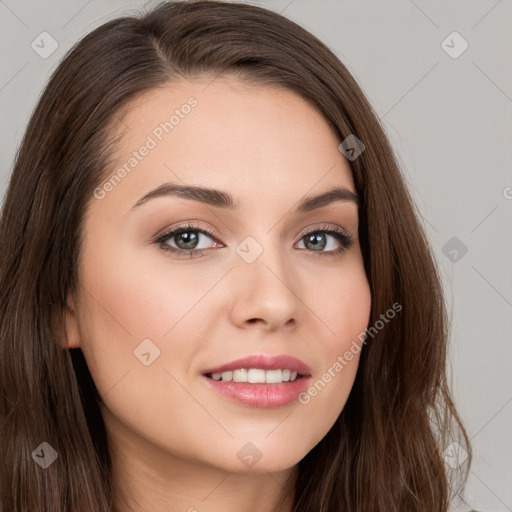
{"left": 201, "top": 354, "right": 311, "bottom": 408}
{"left": 205, "top": 368, "right": 304, "bottom": 383}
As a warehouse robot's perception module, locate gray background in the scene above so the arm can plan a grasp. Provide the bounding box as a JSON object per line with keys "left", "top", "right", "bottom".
{"left": 1, "top": 0, "right": 511, "bottom": 510}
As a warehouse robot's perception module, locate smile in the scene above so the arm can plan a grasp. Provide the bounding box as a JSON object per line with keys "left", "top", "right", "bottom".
{"left": 207, "top": 368, "right": 299, "bottom": 383}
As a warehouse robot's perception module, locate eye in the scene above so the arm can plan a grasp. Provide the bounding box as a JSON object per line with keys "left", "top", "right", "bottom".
{"left": 153, "top": 222, "right": 354, "bottom": 259}
{"left": 154, "top": 223, "right": 221, "bottom": 258}
{"left": 296, "top": 224, "right": 353, "bottom": 257}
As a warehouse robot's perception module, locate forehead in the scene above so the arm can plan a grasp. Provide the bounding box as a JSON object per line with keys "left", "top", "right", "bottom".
{"left": 97, "top": 77, "right": 355, "bottom": 214}
{"left": 115, "top": 76, "right": 342, "bottom": 150}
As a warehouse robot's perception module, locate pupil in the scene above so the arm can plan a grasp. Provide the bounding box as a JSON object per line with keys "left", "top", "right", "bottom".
{"left": 177, "top": 231, "right": 198, "bottom": 249}
{"left": 307, "top": 233, "right": 326, "bottom": 251}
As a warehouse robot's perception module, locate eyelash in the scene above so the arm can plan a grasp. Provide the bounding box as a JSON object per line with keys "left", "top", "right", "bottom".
{"left": 153, "top": 223, "right": 354, "bottom": 259}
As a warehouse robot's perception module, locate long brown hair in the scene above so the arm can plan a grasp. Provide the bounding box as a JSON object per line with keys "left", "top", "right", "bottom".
{"left": 0, "top": 1, "right": 471, "bottom": 510}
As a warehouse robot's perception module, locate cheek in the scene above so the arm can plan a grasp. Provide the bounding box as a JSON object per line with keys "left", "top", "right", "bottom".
{"left": 297, "top": 260, "right": 371, "bottom": 428}
{"left": 74, "top": 233, "right": 228, "bottom": 396}
{"left": 311, "top": 256, "right": 372, "bottom": 348}
{"left": 78, "top": 235, "right": 206, "bottom": 339}
{"left": 73, "top": 238, "right": 169, "bottom": 391}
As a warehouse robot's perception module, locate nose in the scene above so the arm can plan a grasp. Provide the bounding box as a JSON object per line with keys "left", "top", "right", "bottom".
{"left": 228, "top": 244, "right": 304, "bottom": 332}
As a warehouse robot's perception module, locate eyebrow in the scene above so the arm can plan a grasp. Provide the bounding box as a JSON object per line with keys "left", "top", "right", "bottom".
{"left": 130, "top": 183, "right": 359, "bottom": 213}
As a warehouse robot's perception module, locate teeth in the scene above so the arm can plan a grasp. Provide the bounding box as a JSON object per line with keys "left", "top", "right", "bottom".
{"left": 209, "top": 368, "right": 299, "bottom": 383}
{"left": 233, "top": 369, "right": 248, "bottom": 382}
{"left": 265, "top": 369, "right": 282, "bottom": 384}
{"left": 248, "top": 369, "right": 265, "bottom": 383}
{"left": 221, "top": 371, "right": 233, "bottom": 382}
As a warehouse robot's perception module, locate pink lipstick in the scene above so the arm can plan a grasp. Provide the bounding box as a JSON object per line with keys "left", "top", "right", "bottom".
{"left": 201, "top": 354, "right": 311, "bottom": 408}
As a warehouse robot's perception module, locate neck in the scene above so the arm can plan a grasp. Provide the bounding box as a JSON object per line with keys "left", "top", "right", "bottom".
{"left": 105, "top": 411, "right": 298, "bottom": 512}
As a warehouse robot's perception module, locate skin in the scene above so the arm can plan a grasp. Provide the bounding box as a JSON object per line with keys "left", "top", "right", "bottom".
{"left": 64, "top": 76, "right": 372, "bottom": 512}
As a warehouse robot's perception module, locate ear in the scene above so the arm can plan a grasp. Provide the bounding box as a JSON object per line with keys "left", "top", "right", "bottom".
{"left": 63, "top": 289, "right": 81, "bottom": 349}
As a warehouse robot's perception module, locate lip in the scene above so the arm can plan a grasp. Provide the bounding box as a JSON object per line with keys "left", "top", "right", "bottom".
{"left": 202, "top": 354, "right": 312, "bottom": 376}
{"left": 201, "top": 354, "right": 312, "bottom": 409}
{"left": 202, "top": 375, "right": 311, "bottom": 408}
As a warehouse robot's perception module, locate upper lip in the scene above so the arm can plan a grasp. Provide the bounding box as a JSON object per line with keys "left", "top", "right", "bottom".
{"left": 202, "top": 354, "right": 312, "bottom": 376}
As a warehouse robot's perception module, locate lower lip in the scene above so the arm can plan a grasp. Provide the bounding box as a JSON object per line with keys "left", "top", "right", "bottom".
{"left": 202, "top": 375, "right": 311, "bottom": 408}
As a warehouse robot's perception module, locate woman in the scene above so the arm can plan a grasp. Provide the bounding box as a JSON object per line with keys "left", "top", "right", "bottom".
{"left": 0, "top": 1, "right": 472, "bottom": 511}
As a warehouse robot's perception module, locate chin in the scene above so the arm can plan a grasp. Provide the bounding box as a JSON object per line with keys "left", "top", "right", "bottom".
{"left": 198, "top": 441, "right": 310, "bottom": 475}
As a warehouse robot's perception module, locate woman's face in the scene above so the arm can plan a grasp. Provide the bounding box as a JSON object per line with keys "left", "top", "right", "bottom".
{"left": 66, "top": 77, "right": 371, "bottom": 475}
